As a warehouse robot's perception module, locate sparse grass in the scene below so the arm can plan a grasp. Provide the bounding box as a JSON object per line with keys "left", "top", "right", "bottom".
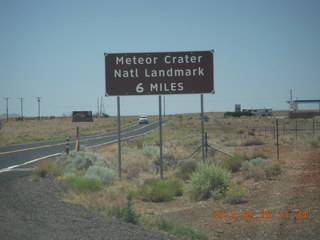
{"left": 0, "top": 116, "right": 138, "bottom": 145}
{"left": 65, "top": 176, "right": 102, "bottom": 192}
{"left": 155, "top": 216, "right": 208, "bottom": 240}
{"left": 32, "top": 159, "right": 63, "bottom": 179}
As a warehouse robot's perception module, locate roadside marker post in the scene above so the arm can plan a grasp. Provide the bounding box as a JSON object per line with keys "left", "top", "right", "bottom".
{"left": 66, "top": 138, "right": 70, "bottom": 155}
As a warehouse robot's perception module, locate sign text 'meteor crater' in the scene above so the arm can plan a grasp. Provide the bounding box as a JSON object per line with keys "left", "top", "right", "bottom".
{"left": 105, "top": 51, "right": 214, "bottom": 96}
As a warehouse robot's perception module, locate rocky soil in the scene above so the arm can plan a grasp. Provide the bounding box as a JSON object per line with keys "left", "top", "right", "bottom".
{"left": 0, "top": 171, "right": 181, "bottom": 240}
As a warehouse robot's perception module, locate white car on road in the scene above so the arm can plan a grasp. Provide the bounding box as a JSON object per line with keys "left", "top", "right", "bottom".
{"left": 138, "top": 116, "right": 149, "bottom": 124}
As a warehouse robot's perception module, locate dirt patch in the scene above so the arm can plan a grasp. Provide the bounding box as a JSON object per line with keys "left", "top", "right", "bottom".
{"left": 135, "top": 144, "right": 320, "bottom": 239}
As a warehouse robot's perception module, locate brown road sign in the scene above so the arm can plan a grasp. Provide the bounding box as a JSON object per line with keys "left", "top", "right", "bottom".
{"left": 72, "top": 111, "right": 93, "bottom": 122}
{"left": 105, "top": 50, "right": 214, "bottom": 96}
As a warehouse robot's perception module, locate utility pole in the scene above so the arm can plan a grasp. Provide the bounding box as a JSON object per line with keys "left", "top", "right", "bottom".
{"left": 19, "top": 98, "right": 25, "bottom": 120}
{"left": 4, "top": 98, "right": 10, "bottom": 121}
{"left": 97, "top": 98, "right": 100, "bottom": 117}
{"left": 36, "top": 97, "right": 41, "bottom": 120}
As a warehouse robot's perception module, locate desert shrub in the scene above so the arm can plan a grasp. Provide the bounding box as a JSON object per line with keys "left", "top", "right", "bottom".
{"left": 176, "top": 159, "right": 198, "bottom": 180}
{"left": 59, "top": 150, "right": 108, "bottom": 172}
{"left": 154, "top": 153, "right": 178, "bottom": 173}
{"left": 137, "top": 178, "right": 183, "bottom": 202}
{"left": 225, "top": 186, "right": 249, "bottom": 204}
{"left": 32, "top": 159, "right": 63, "bottom": 178}
{"left": 185, "top": 164, "right": 231, "bottom": 201}
{"left": 85, "top": 166, "right": 116, "bottom": 185}
{"left": 243, "top": 139, "right": 264, "bottom": 146}
{"left": 241, "top": 157, "right": 269, "bottom": 171}
{"left": 65, "top": 176, "right": 102, "bottom": 191}
{"left": 120, "top": 197, "right": 140, "bottom": 224}
{"left": 156, "top": 216, "right": 207, "bottom": 240}
{"left": 265, "top": 162, "right": 282, "bottom": 179}
{"left": 105, "top": 197, "right": 140, "bottom": 224}
{"left": 220, "top": 155, "right": 245, "bottom": 173}
{"left": 310, "top": 134, "right": 320, "bottom": 148}
{"left": 241, "top": 158, "right": 270, "bottom": 181}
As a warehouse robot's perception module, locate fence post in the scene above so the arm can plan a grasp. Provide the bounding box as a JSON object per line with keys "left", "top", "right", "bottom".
{"left": 313, "top": 117, "right": 315, "bottom": 135}
{"left": 295, "top": 119, "right": 298, "bottom": 141}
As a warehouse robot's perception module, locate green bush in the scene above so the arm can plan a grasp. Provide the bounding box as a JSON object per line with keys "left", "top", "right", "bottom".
{"left": 120, "top": 197, "right": 140, "bottom": 224}
{"left": 176, "top": 159, "right": 198, "bottom": 180}
{"left": 137, "top": 178, "right": 183, "bottom": 202}
{"left": 156, "top": 216, "right": 207, "bottom": 240}
{"left": 185, "top": 164, "right": 231, "bottom": 201}
{"left": 85, "top": 166, "right": 116, "bottom": 185}
{"left": 225, "top": 186, "right": 249, "bottom": 204}
{"left": 65, "top": 176, "right": 102, "bottom": 191}
{"left": 220, "top": 155, "right": 245, "bottom": 173}
{"left": 265, "top": 162, "right": 282, "bottom": 179}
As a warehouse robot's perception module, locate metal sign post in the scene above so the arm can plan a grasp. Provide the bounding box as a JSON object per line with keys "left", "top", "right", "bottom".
{"left": 200, "top": 94, "right": 205, "bottom": 163}
{"left": 0, "top": 120, "right": 3, "bottom": 143}
{"left": 117, "top": 96, "right": 122, "bottom": 180}
{"left": 159, "top": 95, "right": 163, "bottom": 178}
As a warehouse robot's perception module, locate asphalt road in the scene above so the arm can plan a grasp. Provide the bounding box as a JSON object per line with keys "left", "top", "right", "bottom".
{"left": 0, "top": 120, "right": 165, "bottom": 174}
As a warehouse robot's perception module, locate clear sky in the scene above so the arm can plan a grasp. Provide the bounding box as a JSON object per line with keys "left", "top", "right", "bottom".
{"left": 1, "top": 0, "right": 319, "bottom": 117}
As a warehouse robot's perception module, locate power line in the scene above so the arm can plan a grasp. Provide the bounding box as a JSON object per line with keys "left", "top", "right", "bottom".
{"left": 19, "top": 98, "right": 25, "bottom": 120}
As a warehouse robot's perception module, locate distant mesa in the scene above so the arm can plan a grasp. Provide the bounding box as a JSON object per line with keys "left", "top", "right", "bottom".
{"left": 0, "top": 114, "right": 20, "bottom": 120}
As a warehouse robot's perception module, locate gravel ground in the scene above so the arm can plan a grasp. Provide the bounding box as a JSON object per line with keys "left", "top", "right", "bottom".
{"left": 0, "top": 172, "right": 181, "bottom": 240}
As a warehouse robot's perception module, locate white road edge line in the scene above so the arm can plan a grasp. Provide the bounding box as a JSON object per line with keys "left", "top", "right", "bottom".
{"left": 0, "top": 153, "right": 61, "bottom": 173}
{"left": 0, "top": 130, "right": 154, "bottom": 174}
